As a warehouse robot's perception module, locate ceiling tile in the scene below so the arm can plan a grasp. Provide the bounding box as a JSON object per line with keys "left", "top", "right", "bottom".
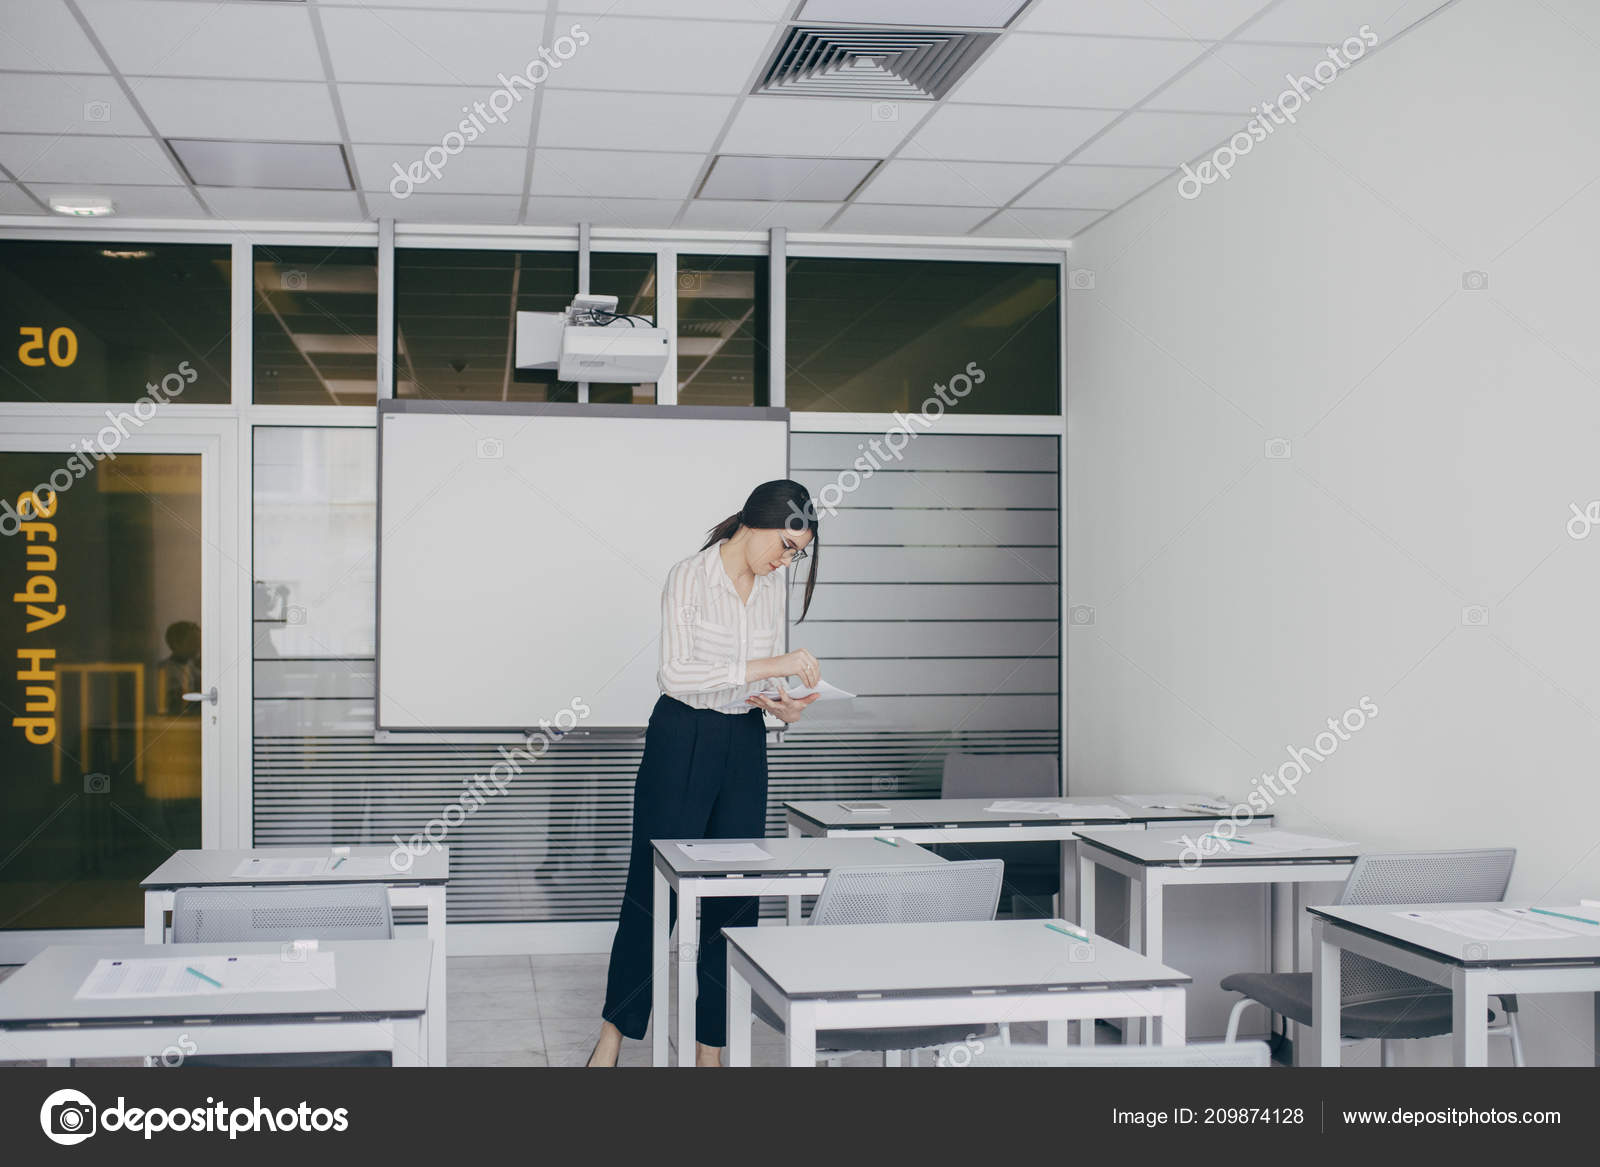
{"left": 0, "top": 132, "right": 182, "bottom": 184}
{"left": 1147, "top": 42, "right": 1349, "bottom": 111}
{"left": 200, "top": 188, "right": 365, "bottom": 222}
{"left": 905, "top": 104, "right": 1119, "bottom": 162}
{"left": 351, "top": 143, "right": 527, "bottom": 196}
{"left": 699, "top": 155, "right": 878, "bottom": 201}
{"left": 339, "top": 84, "right": 536, "bottom": 146}
{"left": 130, "top": 78, "right": 340, "bottom": 142}
{"left": 542, "top": 16, "right": 777, "bottom": 93}
{"left": 76, "top": 0, "right": 325, "bottom": 80}
{"left": 1020, "top": 0, "right": 1274, "bottom": 39}
{"left": 1071, "top": 111, "right": 1243, "bottom": 165}
{"left": 720, "top": 96, "right": 929, "bottom": 156}
{"left": 530, "top": 148, "right": 704, "bottom": 198}
{"left": 538, "top": 90, "right": 735, "bottom": 152}
{"left": 556, "top": 0, "right": 783, "bottom": 14}
{"left": 0, "top": 1, "right": 107, "bottom": 72}
{"left": 173, "top": 139, "right": 352, "bottom": 190}
{"left": 678, "top": 199, "right": 844, "bottom": 231}
{"left": 319, "top": 7, "right": 550, "bottom": 86}
{"left": 0, "top": 73, "right": 140, "bottom": 136}
{"left": 1234, "top": 0, "right": 1449, "bottom": 44}
{"left": 829, "top": 203, "right": 993, "bottom": 234}
{"left": 796, "top": 0, "right": 1027, "bottom": 25}
{"left": 855, "top": 158, "right": 1048, "bottom": 206}
{"left": 0, "top": 183, "right": 46, "bottom": 214}
{"left": 365, "top": 192, "right": 523, "bottom": 223}
{"left": 1014, "top": 163, "right": 1171, "bottom": 208}
{"left": 971, "top": 207, "right": 1104, "bottom": 237}
{"left": 27, "top": 182, "right": 201, "bottom": 217}
{"left": 523, "top": 194, "right": 684, "bottom": 227}
{"left": 953, "top": 33, "right": 1210, "bottom": 106}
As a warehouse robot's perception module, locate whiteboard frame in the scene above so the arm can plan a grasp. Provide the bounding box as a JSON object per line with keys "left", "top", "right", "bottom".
{"left": 374, "top": 398, "right": 791, "bottom": 734}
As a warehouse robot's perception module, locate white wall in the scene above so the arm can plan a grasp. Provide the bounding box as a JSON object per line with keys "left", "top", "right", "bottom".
{"left": 1067, "top": 0, "right": 1600, "bottom": 1065}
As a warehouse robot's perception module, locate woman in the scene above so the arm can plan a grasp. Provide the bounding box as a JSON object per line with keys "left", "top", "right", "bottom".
{"left": 589, "top": 479, "right": 822, "bottom": 1067}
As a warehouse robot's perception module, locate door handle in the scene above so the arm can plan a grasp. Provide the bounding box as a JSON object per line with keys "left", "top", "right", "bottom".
{"left": 182, "top": 686, "right": 218, "bottom": 706}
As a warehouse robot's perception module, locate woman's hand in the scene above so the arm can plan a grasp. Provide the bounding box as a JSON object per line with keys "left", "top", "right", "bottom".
{"left": 782, "top": 649, "right": 821, "bottom": 689}
{"left": 747, "top": 684, "right": 820, "bottom": 724}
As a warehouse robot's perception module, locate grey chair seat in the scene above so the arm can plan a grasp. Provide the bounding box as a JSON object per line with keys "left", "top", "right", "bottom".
{"left": 751, "top": 992, "right": 995, "bottom": 1053}
{"left": 1219, "top": 972, "right": 1477, "bottom": 1041}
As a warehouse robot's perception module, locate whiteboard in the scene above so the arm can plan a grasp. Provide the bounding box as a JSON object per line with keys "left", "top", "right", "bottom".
{"left": 376, "top": 402, "right": 789, "bottom": 731}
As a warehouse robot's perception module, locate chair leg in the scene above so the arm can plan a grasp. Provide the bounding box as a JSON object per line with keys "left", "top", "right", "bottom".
{"left": 1380, "top": 1039, "right": 1393, "bottom": 1067}
{"left": 1224, "top": 997, "right": 1258, "bottom": 1043}
{"left": 1508, "top": 1012, "right": 1526, "bottom": 1068}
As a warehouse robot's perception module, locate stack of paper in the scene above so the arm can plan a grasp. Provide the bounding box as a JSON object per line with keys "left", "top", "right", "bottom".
{"left": 75, "top": 953, "right": 337, "bottom": 999}
{"left": 1120, "top": 793, "right": 1231, "bottom": 812}
{"left": 675, "top": 842, "right": 772, "bottom": 863}
{"left": 1161, "top": 829, "right": 1353, "bottom": 855}
{"left": 231, "top": 856, "right": 330, "bottom": 879}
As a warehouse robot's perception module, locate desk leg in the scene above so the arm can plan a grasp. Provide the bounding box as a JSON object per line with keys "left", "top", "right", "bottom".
{"left": 143, "top": 891, "right": 165, "bottom": 944}
{"left": 392, "top": 1017, "right": 424, "bottom": 1067}
{"left": 677, "top": 883, "right": 698, "bottom": 1067}
{"left": 1046, "top": 1021, "right": 1069, "bottom": 1048}
{"left": 423, "top": 885, "right": 447, "bottom": 1067}
{"left": 1077, "top": 854, "right": 1096, "bottom": 935}
{"left": 1451, "top": 966, "right": 1489, "bottom": 1067}
{"left": 786, "top": 823, "right": 802, "bottom": 925}
{"left": 788, "top": 1002, "right": 816, "bottom": 1067}
{"left": 726, "top": 953, "right": 751, "bottom": 1068}
{"left": 1309, "top": 918, "right": 1340, "bottom": 1067}
{"left": 1156, "top": 987, "right": 1186, "bottom": 1046}
{"left": 1056, "top": 839, "right": 1071, "bottom": 920}
{"left": 652, "top": 866, "right": 670, "bottom": 1067}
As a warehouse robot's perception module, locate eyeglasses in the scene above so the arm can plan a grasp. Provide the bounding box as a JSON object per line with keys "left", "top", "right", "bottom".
{"left": 778, "top": 537, "right": 809, "bottom": 564}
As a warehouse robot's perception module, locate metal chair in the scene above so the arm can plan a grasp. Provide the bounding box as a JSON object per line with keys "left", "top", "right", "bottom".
{"left": 936, "top": 1040, "right": 1272, "bottom": 1067}
{"left": 1221, "top": 848, "right": 1525, "bottom": 1066}
{"left": 936, "top": 752, "right": 1062, "bottom": 914}
{"left": 752, "top": 860, "right": 1004, "bottom": 1065}
{"left": 165, "top": 883, "right": 395, "bottom": 1067}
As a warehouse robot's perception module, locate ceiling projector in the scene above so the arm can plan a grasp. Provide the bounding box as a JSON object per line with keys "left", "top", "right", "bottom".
{"left": 515, "top": 294, "right": 669, "bottom": 383}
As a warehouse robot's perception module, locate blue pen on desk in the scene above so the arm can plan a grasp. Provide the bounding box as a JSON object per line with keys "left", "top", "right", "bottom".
{"left": 1045, "top": 922, "right": 1092, "bottom": 944}
{"left": 1530, "top": 906, "right": 1599, "bottom": 926}
{"left": 1204, "top": 833, "right": 1253, "bottom": 845}
{"left": 331, "top": 856, "right": 346, "bottom": 870}
{"left": 185, "top": 966, "right": 222, "bottom": 988}
{"left": 875, "top": 836, "right": 899, "bottom": 848}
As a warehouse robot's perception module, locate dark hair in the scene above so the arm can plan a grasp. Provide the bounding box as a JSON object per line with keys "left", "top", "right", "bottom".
{"left": 701, "top": 479, "right": 821, "bottom": 621}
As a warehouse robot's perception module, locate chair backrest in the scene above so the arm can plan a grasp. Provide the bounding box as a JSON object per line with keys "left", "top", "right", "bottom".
{"left": 1334, "top": 848, "right": 1516, "bottom": 1001}
{"left": 171, "top": 883, "right": 393, "bottom": 943}
{"left": 810, "top": 860, "right": 1003, "bottom": 927}
{"left": 941, "top": 752, "right": 1059, "bottom": 799}
{"left": 938, "top": 1040, "right": 1271, "bottom": 1068}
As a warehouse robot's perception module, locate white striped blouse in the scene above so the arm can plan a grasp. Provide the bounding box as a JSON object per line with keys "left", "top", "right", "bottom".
{"left": 657, "top": 539, "right": 788, "bottom": 712}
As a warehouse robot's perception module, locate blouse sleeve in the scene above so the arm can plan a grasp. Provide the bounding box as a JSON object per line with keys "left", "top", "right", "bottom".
{"left": 656, "top": 561, "right": 746, "bottom": 694}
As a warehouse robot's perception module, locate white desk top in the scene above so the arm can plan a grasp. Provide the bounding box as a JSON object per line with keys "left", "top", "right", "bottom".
{"left": 1075, "top": 826, "right": 1361, "bottom": 867}
{"left": 652, "top": 836, "right": 942, "bottom": 877}
{"left": 1310, "top": 902, "right": 1600, "bottom": 966}
{"left": 784, "top": 796, "right": 1230, "bottom": 831}
{"left": 142, "top": 845, "right": 449, "bottom": 888}
{"left": 723, "top": 919, "right": 1190, "bottom": 998}
{"left": 0, "top": 940, "right": 433, "bottom": 1025}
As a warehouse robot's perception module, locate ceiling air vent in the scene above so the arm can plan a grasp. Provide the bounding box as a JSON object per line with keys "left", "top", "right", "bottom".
{"left": 755, "top": 25, "right": 997, "bottom": 101}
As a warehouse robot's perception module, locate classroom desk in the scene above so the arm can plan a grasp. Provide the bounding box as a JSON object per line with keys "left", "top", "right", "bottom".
{"left": 141, "top": 846, "right": 449, "bottom": 1066}
{"left": 651, "top": 836, "right": 943, "bottom": 1067}
{"left": 783, "top": 797, "right": 1241, "bottom": 923}
{"left": 1076, "top": 826, "right": 1358, "bottom": 1042}
{"left": 723, "top": 919, "right": 1190, "bottom": 1067}
{"left": 0, "top": 940, "right": 432, "bottom": 1067}
{"left": 1307, "top": 902, "right": 1600, "bottom": 1067}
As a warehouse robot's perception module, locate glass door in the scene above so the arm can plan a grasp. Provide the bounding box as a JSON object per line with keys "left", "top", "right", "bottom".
{"left": 0, "top": 434, "right": 223, "bottom": 953}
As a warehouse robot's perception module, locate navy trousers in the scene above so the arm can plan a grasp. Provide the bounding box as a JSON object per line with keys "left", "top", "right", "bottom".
{"left": 601, "top": 693, "right": 768, "bottom": 1046}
